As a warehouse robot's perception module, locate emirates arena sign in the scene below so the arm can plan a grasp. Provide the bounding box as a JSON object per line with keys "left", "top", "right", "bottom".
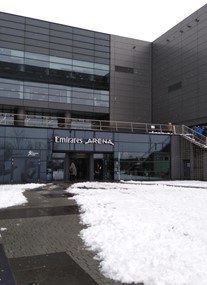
{"left": 54, "top": 136, "right": 114, "bottom": 146}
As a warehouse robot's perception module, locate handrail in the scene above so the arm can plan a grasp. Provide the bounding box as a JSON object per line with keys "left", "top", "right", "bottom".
{"left": 0, "top": 112, "right": 173, "bottom": 134}
{"left": 1, "top": 113, "right": 207, "bottom": 147}
{"left": 174, "top": 124, "right": 207, "bottom": 148}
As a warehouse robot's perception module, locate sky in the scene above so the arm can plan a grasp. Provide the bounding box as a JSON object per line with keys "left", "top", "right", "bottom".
{"left": 1, "top": 181, "right": 207, "bottom": 285}
{"left": 0, "top": 0, "right": 207, "bottom": 41}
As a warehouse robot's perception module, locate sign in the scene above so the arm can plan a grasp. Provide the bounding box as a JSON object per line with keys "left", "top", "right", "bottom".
{"left": 54, "top": 136, "right": 114, "bottom": 146}
{"left": 27, "top": 150, "right": 39, "bottom": 157}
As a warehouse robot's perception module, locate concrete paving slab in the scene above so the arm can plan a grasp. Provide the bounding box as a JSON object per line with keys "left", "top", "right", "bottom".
{"left": 0, "top": 244, "right": 16, "bottom": 285}
{"left": 9, "top": 252, "right": 98, "bottom": 285}
{"left": 0, "top": 183, "right": 144, "bottom": 285}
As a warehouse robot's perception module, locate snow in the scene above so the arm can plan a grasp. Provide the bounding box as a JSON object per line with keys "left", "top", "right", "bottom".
{"left": 0, "top": 183, "right": 45, "bottom": 209}
{"left": 67, "top": 181, "right": 207, "bottom": 285}
{"left": 1, "top": 181, "right": 207, "bottom": 284}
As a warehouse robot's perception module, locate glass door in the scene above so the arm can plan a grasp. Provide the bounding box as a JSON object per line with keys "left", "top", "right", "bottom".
{"left": 94, "top": 153, "right": 114, "bottom": 181}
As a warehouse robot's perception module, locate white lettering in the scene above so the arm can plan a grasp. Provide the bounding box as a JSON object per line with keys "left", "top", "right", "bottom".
{"left": 108, "top": 139, "right": 114, "bottom": 146}
{"left": 85, "top": 138, "right": 93, "bottom": 144}
{"left": 28, "top": 151, "right": 39, "bottom": 157}
{"left": 85, "top": 138, "right": 114, "bottom": 145}
{"left": 55, "top": 136, "right": 60, "bottom": 143}
{"left": 54, "top": 136, "right": 114, "bottom": 145}
{"left": 54, "top": 136, "right": 83, "bottom": 144}
{"left": 76, "top": 138, "right": 83, "bottom": 144}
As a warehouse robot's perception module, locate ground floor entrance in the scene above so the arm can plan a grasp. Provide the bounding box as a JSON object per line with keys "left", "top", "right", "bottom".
{"left": 0, "top": 125, "right": 174, "bottom": 184}
{"left": 47, "top": 152, "right": 114, "bottom": 182}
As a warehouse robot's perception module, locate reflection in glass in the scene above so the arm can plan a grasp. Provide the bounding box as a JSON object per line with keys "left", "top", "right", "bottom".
{"left": 0, "top": 77, "right": 109, "bottom": 107}
{"left": 115, "top": 139, "right": 170, "bottom": 180}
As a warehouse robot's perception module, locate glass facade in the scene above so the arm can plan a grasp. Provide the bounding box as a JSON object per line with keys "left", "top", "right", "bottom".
{"left": 0, "top": 77, "right": 109, "bottom": 107}
{"left": 0, "top": 16, "right": 110, "bottom": 118}
{"left": 0, "top": 125, "right": 171, "bottom": 184}
{"left": 114, "top": 134, "right": 170, "bottom": 180}
{"left": 0, "top": 13, "right": 173, "bottom": 184}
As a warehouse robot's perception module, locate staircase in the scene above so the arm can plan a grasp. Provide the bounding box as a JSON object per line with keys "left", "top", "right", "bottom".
{"left": 174, "top": 125, "right": 207, "bottom": 149}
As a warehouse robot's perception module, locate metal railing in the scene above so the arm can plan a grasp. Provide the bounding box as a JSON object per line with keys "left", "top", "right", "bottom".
{"left": 1, "top": 112, "right": 206, "bottom": 147}
{"left": 0, "top": 112, "right": 173, "bottom": 134}
{"left": 174, "top": 125, "right": 207, "bottom": 148}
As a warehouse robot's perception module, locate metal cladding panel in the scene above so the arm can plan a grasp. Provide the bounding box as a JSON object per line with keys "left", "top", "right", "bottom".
{"left": 110, "top": 34, "right": 152, "bottom": 123}
{"left": 152, "top": 4, "right": 207, "bottom": 126}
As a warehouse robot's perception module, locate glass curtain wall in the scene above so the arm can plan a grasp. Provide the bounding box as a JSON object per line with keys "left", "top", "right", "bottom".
{"left": 0, "top": 15, "right": 110, "bottom": 114}
{"left": 0, "top": 77, "right": 109, "bottom": 107}
{"left": 114, "top": 134, "right": 171, "bottom": 180}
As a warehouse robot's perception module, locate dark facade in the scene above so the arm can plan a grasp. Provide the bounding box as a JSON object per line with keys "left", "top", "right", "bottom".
{"left": 0, "top": 6, "right": 207, "bottom": 183}
{"left": 0, "top": 12, "right": 111, "bottom": 121}
{"left": 0, "top": 125, "right": 171, "bottom": 184}
{"left": 152, "top": 4, "right": 207, "bottom": 126}
{"left": 110, "top": 35, "right": 152, "bottom": 122}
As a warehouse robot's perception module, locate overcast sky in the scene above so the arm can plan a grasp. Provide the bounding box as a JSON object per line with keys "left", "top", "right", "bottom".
{"left": 0, "top": 0, "right": 207, "bottom": 41}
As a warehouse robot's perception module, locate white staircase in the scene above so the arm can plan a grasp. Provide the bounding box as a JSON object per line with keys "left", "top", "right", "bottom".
{"left": 174, "top": 125, "right": 207, "bottom": 149}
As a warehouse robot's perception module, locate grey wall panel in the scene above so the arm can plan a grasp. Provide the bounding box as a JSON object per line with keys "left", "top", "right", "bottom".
{"left": 170, "top": 133, "right": 182, "bottom": 180}
{"left": 203, "top": 152, "right": 207, "bottom": 180}
{"left": 94, "top": 51, "right": 109, "bottom": 58}
{"left": 0, "top": 41, "right": 24, "bottom": 50}
{"left": 0, "top": 98, "right": 23, "bottom": 106}
{"left": 23, "top": 100, "right": 49, "bottom": 108}
{"left": 25, "top": 39, "right": 50, "bottom": 49}
{"left": 25, "top": 32, "right": 50, "bottom": 42}
{"left": 49, "top": 42, "right": 73, "bottom": 52}
{"left": 0, "top": 34, "right": 24, "bottom": 44}
{"left": 25, "top": 18, "right": 50, "bottom": 28}
{"left": 152, "top": 4, "right": 207, "bottom": 126}
{"left": 0, "top": 12, "right": 25, "bottom": 23}
{"left": 25, "top": 24, "right": 49, "bottom": 35}
{"left": 0, "top": 19, "right": 24, "bottom": 30}
{"left": 0, "top": 27, "right": 24, "bottom": 37}
{"left": 49, "top": 49, "right": 72, "bottom": 58}
{"left": 73, "top": 27, "right": 94, "bottom": 37}
{"left": 110, "top": 35, "right": 151, "bottom": 123}
{"left": 50, "top": 29, "right": 73, "bottom": 39}
{"left": 48, "top": 102, "right": 71, "bottom": 110}
{"left": 95, "top": 32, "right": 110, "bottom": 40}
{"left": 24, "top": 45, "right": 50, "bottom": 55}
{"left": 50, "top": 23, "right": 73, "bottom": 33}
{"left": 50, "top": 37, "right": 72, "bottom": 46}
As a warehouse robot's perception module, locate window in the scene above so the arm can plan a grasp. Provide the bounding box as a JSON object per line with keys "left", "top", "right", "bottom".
{"left": 115, "top": 65, "right": 134, "bottom": 74}
{"left": 168, "top": 81, "right": 182, "bottom": 93}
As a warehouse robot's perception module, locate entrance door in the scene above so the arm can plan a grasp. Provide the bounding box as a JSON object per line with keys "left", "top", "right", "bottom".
{"left": 94, "top": 153, "right": 114, "bottom": 181}
{"left": 69, "top": 153, "right": 114, "bottom": 182}
{"left": 183, "top": 159, "right": 191, "bottom": 180}
{"left": 47, "top": 153, "right": 65, "bottom": 182}
{"left": 69, "top": 153, "right": 90, "bottom": 181}
{"left": 94, "top": 159, "right": 103, "bottom": 180}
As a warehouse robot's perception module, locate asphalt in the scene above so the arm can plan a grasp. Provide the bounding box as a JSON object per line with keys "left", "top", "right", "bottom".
{"left": 0, "top": 182, "right": 144, "bottom": 285}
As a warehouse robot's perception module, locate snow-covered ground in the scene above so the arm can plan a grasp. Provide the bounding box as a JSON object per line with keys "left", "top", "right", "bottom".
{"left": 1, "top": 181, "right": 207, "bottom": 285}
{"left": 0, "top": 183, "right": 44, "bottom": 209}
{"left": 67, "top": 181, "right": 207, "bottom": 285}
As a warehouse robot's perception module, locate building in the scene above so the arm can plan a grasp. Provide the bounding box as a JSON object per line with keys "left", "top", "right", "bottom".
{"left": 0, "top": 5, "right": 207, "bottom": 184}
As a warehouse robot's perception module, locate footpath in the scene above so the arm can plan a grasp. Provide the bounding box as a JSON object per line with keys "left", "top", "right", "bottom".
{"left": 0, "top": 183, "right": 141, "bottom": 285}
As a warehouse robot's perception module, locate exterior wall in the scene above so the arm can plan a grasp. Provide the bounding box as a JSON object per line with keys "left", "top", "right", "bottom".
{"left": 1, "top": 8, "right": 207, "bottom": 183}
{"left": 203, "top": 151, "right": 207, "bottom": 180}
{"left": 170, "top": 135, "right": 182, "bottom": 180}
{"left": 0, "top": 12, "right": 110, "bottom": 120}
{"left": 0, "top": 125, "right": 171, "bottom": 184}
{"left": 152, "top": 4, "right": 207, "bottom": 126}
{"left": 110, "top": 35, "right": 152, "bottom": 122}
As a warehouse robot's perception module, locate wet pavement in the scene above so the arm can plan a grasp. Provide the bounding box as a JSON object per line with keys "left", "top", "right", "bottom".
{"left": 0, "top": 205, "right": 79, "bottom": 219}
{"left": 0, "top": 182, "right": 144, "bottom": 285}
{"left": 0, "top": 244, "right": 16, "bottom": 284}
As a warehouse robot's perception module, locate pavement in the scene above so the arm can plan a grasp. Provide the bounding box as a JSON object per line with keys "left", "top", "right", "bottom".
{"left": 0, "top": 182, "right": 144, "bottom": 285}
